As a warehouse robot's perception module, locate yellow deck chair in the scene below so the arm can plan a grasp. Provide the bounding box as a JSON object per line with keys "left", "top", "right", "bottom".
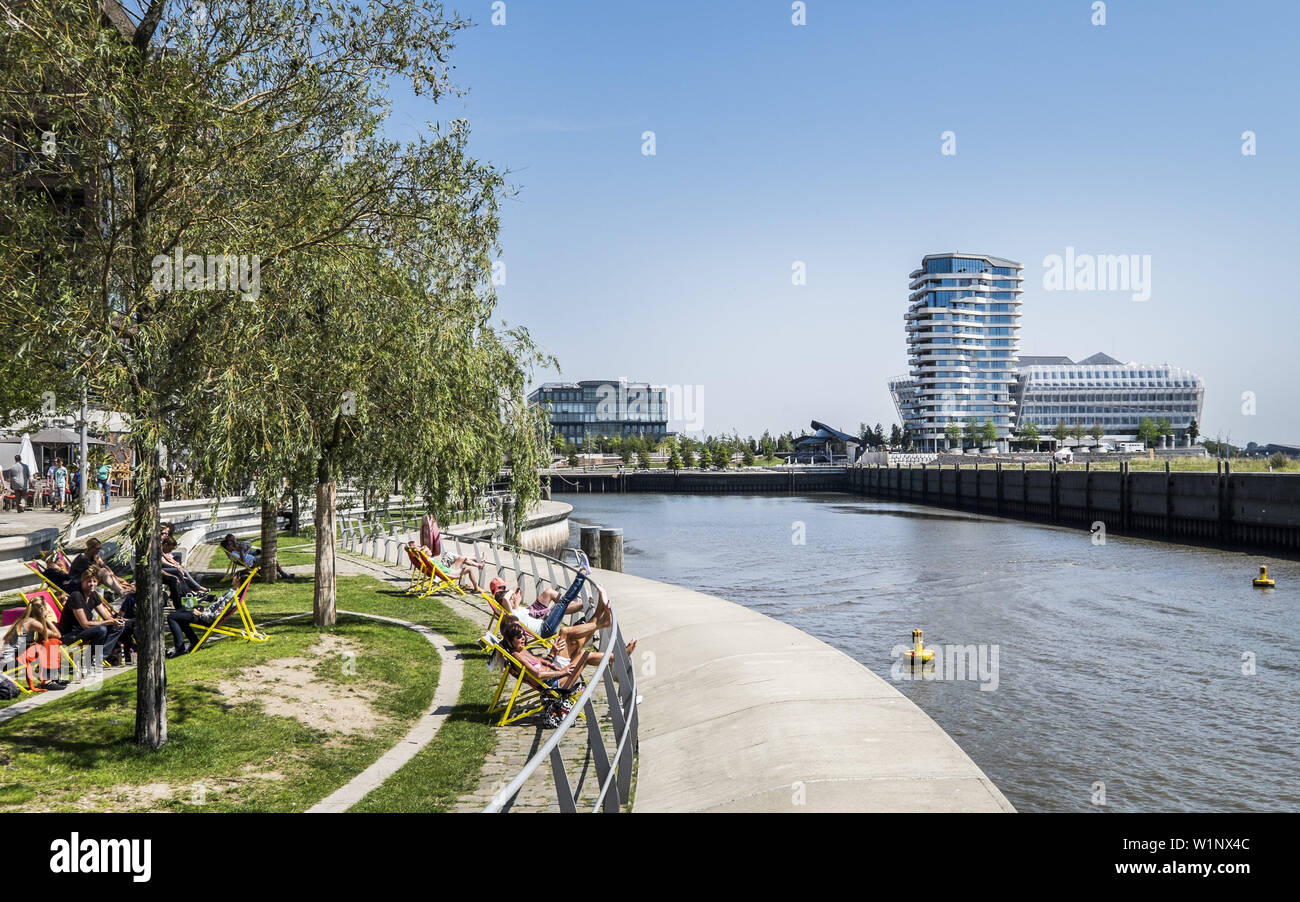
{"left": 408, "top": 546, "right": 465, "bottom": 597}
{"left": 479, "top": 632, "right": 589, "bottom": 726}
{"left": 482, "top": 590, "right": 553, "bottom": 651}
{"left": 403, "top": 544, "right": 435, "bottom": 595}
{"left": 190, "top": 568, "right": 268, "bottom": 653}
{"left": 5, "top": 590, "right": 86, "bottom": 685}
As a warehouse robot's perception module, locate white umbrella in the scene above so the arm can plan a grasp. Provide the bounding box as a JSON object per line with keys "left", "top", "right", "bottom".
{"left": 19, "top": 433, "right": 38, "bottom": 479}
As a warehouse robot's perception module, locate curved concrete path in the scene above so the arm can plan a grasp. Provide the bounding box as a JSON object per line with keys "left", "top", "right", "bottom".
{"left": 598, "top": 569, "right": 1014, "bottom": 813}
{"left": 307, "top": 609, "right": 462, "bottom": 813}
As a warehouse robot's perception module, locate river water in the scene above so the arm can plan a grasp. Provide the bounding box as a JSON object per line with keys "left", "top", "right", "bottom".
{"left": 565, "top": 492, "right": 1300, "bottom": 812}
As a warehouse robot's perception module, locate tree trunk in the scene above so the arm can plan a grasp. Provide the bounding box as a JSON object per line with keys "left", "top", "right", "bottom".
{"left": 260, "top": 496, "right": 279, "bottom": 584}
{"left": 290, "top": 491, "right": 300, "bottom": 536}
{"left": 133, "top": 441, "right": 166, "bottom": 748}
{"left": 313, "top": 479, "right": 337, "bottom": 627}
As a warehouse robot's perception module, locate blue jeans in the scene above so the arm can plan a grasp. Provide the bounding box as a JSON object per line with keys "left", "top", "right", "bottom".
{"left": 540, "top": 573, "right": 587, "bottom": 637}
{"left": 98, "top": 478, "right": 109, "bottom": 507}
{"left": 64, "top": 623, "right": 124, "bottom": 660}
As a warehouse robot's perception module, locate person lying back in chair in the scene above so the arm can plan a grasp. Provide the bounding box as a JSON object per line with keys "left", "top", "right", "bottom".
{"left": 220, "top": 535, "right": 290, "bottom": 580}
{"left": 409, "top": 541, "right": 487, "bottom": 592}
{"left": 490, "top": 571, "right": 590, "bottom": 640}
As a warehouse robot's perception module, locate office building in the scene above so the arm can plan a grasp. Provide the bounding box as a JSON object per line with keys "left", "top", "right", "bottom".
{"left": 1014, "top": 353, "right": 1204, "bottom": 443}
{"left": 528, "top": 379, "right": 669, "bottom": 447}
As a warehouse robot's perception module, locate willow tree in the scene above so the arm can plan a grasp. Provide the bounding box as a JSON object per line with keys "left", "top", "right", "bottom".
{"left": 0, "top": 0, "right": 541, "bottom": 746}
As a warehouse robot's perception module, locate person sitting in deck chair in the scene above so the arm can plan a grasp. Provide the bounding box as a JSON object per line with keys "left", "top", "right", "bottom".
{"left": 220, "top": 534, "right": 290, "bottom": 580}
{"left": 2, "top": 595, "right": 67, "bottom": 690}
{"left": 411, "top": 541, "right": 487, "bottom": 593}
{"left": 57, "top": 571, "right": 128, "bottom": 666}
{"left": 489, "top": 569, "right": 591, "bottom": 640}
{"left": 162, "top": 537, "right": 207, "bottom": 598}
{"left": 499, "top": 597, "right": 636, "bottom": 725}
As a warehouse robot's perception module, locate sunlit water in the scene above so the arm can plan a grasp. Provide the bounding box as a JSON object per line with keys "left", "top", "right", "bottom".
{"left": 566, "top": 493, "right": 1300, "bottom": 812}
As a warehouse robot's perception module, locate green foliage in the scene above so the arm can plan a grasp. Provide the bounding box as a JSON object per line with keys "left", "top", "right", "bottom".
{"left": 945, "top": 422, "right": 962, "bottom": 449}
{"left": 1187, "top": 418, "right": 1200, "bottom": 443}
{"left": 1268, "top": 452, "right": 1289, "bottom": 470}
{"left": 1019, "top": 422, "right": 1040, "bottom": 444}
{"left": 567, "top": 450, "right": 579, "bottom": 467}
{"left": 1138, "top": 418, "right": 1159, "bottom": 447}
{"left": 980, "top": 420, "right": 998, "bottom": 445}
{"left": 667, "top": 447, "right": 682, "bottom": 470}
{"left": 637, "top": 449, "right": 651, "bottom": 469}
{"left": 1053, "top": 421, "right": 1070, "bottom": 443}
{"left": 681, "top": 446, "right": 696, "bottom": 468}
{"left": 1090, "top": 422, "right": 1104, "bottom": 442}
{"left": 713, "top": 445, "right": 729, "bottom": 469}
{"left": 741, "top": 445, "right": 755, "bottom": 466}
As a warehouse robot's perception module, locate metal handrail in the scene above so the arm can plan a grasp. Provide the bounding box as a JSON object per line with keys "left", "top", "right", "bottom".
{"left": 334, "top": 508, "right": 638, "bottom": 813}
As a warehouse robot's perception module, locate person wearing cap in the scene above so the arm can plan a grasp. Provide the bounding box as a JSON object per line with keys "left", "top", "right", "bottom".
{"left": 490, "top": 569, "right": 590, "bottom": 639}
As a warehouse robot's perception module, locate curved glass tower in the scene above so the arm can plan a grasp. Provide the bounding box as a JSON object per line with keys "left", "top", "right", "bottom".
{"left": 894, "top": 253, "right": 1023, "bottom": 451}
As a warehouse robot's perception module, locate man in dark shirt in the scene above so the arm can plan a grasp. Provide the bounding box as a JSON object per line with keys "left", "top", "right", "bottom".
{"left": 67, "top": 537, "right": 104, "bottom": 582}
{"left": 59, "top": 571, "right": 127, "bottom": 664}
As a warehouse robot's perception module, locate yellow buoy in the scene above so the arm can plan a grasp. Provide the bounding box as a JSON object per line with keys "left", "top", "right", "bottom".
{"left": 903, "top": 628, "right": 935, "bottom": 666}
{"left": 1253, "top": 565, "right": 1275, "bottom": 588}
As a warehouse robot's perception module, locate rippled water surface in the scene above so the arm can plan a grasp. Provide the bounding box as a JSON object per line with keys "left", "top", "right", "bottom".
{"left": 566, "top": 493, "right": 1300, "bottom": 812}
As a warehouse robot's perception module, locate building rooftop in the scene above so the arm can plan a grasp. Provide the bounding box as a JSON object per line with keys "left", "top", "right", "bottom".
{"left": 920, "top": 252, "right": 1022, "bottom": 268}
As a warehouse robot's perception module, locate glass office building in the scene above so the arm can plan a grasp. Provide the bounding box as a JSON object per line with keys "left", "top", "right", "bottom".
{"left": 528, "top": 379, "right": 669, "bottom": 447}
{"left": 1014, "top": 353, "right": 1204, "bottom": 442}
{"left": 891, "top": 253, "right": 1024, "bottom": 451}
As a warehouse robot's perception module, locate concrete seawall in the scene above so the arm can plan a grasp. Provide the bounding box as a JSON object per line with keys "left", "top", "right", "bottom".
{"left": 598, "top": 568, "right": 1014, "bottom": 813}
{"left": 852, "top": 464, "right": 1300, "bottom": 554}
{"left": 545, "top": 467, "right": 1300, "bottom": 555}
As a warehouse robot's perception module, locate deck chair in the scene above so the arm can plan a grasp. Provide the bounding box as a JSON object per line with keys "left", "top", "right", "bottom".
{"left": 481, "top": 589, "right": 553, "bottom": 651}
{"left": 24, "top": 560, "right": 70, "bottom": 602}
{"left": 189, "top": 567, "right": 268, "bottom": 653}
{"left": 220, "top": 548, "right": 249, "bottom": 586}
{"left": 7, "top": 590, "right": 85, "bottom": 683}
{"left": 406, "top": 546, "right": 465, "bottom": 598}
{"left": 478, "top": 631, "right": 589, "bottom": 726}
{"left": 403, "top": 544, "right": 431, "bottom": 595}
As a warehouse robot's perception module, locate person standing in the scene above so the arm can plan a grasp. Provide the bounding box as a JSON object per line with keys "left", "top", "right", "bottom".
{"left": 96, "top": 460, "right": 111, "bottom": 509}
{"left": 8, "top": 456, "right": 30, "bottom": 512}
{"left": 52, "top": 458, "right": 68, "bottom": 512}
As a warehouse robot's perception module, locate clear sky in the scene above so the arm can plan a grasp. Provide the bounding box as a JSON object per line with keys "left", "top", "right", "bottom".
{"left": 389, "top": 0, "right": 1300, "bottom": 445}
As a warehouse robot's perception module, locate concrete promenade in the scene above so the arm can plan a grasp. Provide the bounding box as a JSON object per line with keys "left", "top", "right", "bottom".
{"left": 600, "top": 569, "right": 1014, "bottom": 812}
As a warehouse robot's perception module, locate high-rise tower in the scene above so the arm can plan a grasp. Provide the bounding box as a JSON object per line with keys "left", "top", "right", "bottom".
{"left": 890, "top": 253, "right": 1023, "bottom": 451}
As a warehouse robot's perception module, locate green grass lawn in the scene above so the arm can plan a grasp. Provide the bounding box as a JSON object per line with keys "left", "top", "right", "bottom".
{"left": 0, "top": 573, "right": 498, "bottom": 813}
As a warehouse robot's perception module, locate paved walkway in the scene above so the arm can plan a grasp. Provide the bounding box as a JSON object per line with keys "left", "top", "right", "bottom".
{"left": 330, "top": 551, "right": 619, "bottom": 813}
{"left": 596, "top": 569, "right": 1015, "bottom": 812}
{"left": 0, "top": 508, "right": 70, "bottom": 539}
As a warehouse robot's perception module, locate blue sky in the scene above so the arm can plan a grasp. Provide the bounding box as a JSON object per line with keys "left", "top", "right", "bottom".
{"left": 389, "top": 0, "right": 1300, "bottom": 444}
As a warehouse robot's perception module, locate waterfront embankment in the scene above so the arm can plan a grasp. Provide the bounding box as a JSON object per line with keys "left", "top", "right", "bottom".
{"left": 546, "top": 465, "right": 1300, "bottom": 555}
{"left": 598, "top": 567, "right": 1015, "bottom": 812}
